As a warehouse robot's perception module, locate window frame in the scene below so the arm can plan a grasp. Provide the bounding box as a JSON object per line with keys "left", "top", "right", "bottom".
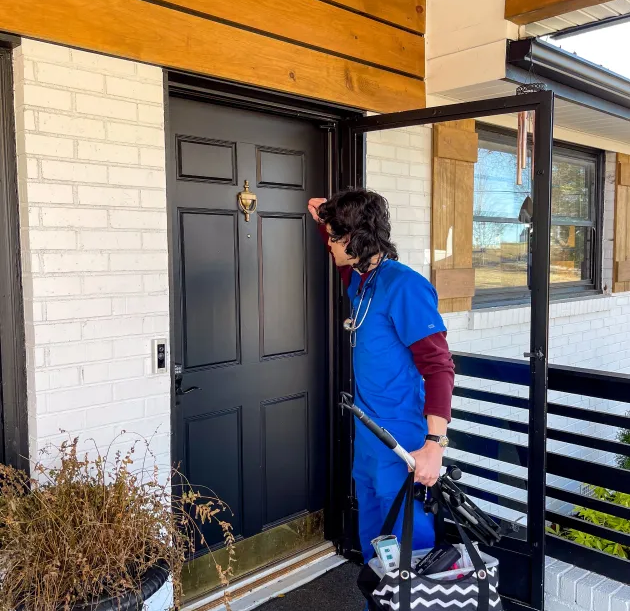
{"left": 473, "top": 123, "right": 604, "bottom": 309}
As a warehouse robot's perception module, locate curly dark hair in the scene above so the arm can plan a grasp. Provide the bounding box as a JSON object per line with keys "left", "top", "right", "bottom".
{"left": 317, "top": 188, "right": 398, "bottom": 273}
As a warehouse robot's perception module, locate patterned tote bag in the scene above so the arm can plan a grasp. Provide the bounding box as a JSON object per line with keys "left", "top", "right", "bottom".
{"left": 357, "top": 472, "right": 502, "bottom": 611}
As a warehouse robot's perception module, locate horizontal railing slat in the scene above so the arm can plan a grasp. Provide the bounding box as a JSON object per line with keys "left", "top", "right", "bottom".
{"left": 547, "top": 452, "right": 630, "bottom": 494}
{"left": 443, "top": 457, "right": 528, "bottom": 491}
{"left": 546, "top": 510, "right": 630, "bottom": 549}
{"left": 449, "top": 430, "right": 528, "bottom": 468}
{"left": 546, "top": 485, "right": 630, "bottom": 522}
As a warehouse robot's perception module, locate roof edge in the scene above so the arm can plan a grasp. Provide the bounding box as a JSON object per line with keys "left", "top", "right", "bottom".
{"left": 507, "top": 38, "right": 630, "bottom": 110}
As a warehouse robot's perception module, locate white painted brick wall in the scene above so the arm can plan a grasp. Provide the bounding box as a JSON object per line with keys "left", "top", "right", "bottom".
{"left": 366, "top": 135, "right": 629, "bottom": 610}
{"left": 13, "top": 40, "right": 170, "bottom": 472}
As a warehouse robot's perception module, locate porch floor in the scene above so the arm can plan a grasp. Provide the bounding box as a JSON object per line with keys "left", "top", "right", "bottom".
{"left": 259, "top": 562, "right": 365, "bottom": 611}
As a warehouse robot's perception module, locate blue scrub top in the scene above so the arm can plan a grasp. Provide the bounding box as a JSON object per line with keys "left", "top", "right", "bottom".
{"left": 348, "top": 259, "right": 447, "bottom": 455}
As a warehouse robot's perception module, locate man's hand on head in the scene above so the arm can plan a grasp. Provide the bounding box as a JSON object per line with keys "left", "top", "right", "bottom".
{"left": 308, "top": 198, "right": 327, "bottom": 223}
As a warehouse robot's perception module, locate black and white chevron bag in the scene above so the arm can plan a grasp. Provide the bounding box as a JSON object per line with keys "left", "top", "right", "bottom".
{"left": 357, "top": 473, "right": 503, "bottom": 611}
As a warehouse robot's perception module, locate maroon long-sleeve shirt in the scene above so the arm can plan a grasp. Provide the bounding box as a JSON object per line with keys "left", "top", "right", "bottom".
{"left": 318, "top": 223, "right": 454, "bottom": 422}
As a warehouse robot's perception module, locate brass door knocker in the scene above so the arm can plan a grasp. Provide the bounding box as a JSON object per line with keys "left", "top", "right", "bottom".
{"left": 237, "top": 180, "right": 257, "bottom": 222}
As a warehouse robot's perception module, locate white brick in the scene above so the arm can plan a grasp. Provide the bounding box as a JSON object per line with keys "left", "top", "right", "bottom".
{"left": 46, "top": 384, "right": 113, "bottom": 413}
{"left": 34, "top": 322, "right": 82, "bottom": 343}
{"left": 141, "top": 232, "right": 168, "bottom": 250}
{"left": 107, "top": 122, "right": 164, "bottom": 146}
{"left": 143, "top": 274, "right": 168, "bottom": 293}
{"left": 40, "top": 368, "right": 82, "bottom": 391}
{"left": 113, "top": 337, "right": 151, "bottom": 358}
{"left": 27, "top": 183, "right": 74, "bottom": 204}
{"left": 143, "top": 315, "right": 169, "bottom": 334}
{"left": 27, "top": 158, "right": 39, "bottom": 179}
{"left": 397, "top": 177, "right": 426, "bottom": 192}
{"left": 47, "top": 298, "right": 112, "bottom": 321}
{"left": 577, "top": 574, "right": 607, "bottom": 611}
{"left": 138, "top": 104, "right": 164, "bottom": 125}
{"left": 29, "top": 229, "right": 77, "bottom": 250}
{"left": 77, "top": 185, "right": 140, "bottom": 208}
{"left": 139, "top": 147, "right": 165, "bottom": 168}
{"left": 76, "top": 93, "right": 137, "bottom": 120}
{"left": 32, "top": 276, "right": 82, "bottom": 298}
{"left": 79, "top": 230, "right": 141, "bottom": 250}
{"left": 381, "top": 160, "right": 410, "bottom": 176}
{"left": 113, "top": 376, "right": 170, "bottom": 401}
{"left": 82, "top": 360, "right": 145, "bottom": 384}
{"left": 37, "top": 63, "right": 104, "bottom": 92}
{"left": 78, "top": 141, "right": 139, "bottom": 164}
{"left": 108, "top": 166, "right": 165, "bottom": 188}
{"left": 135, "top": 63, "right": 163, "bottom": 82}
{"left": 82, "top": 316, "right": 144, "bottom": 340}
{"left": 124, "top": 296, "right": 169, "bottom": 315}
{"left": 379, "top": 130, "right": 410, "bottom": 147}
{"left": 83, "top": 274, "right": 142, "bottom": 295}
{"left": 42, "top": 160, "right": 108, "bottom": 184}
{"left": 560, "top": 567, "right": 590, "bottom": 604}
{"left": 48, "top": 341, "right": 113, "bottom": 366}
{"left": 140, "top": 189, "right": 166, "bottom": 209}
{"left": 22, "top": 40, "right": 71, "bottom": 62}
{"left": 593, "top": 579, "right": 624, "bottom": 611}
{"left": 22, "top": 110, "right": 36, "bottom": 131}
{"left": 37, "top": 411, "right": 87, "bottom": 438}
{"left": 109, "top": 209, "right": 166, "bottom": 230}
{"left": 24, "top": 133, "right": 74, "bottom": 159}
{"left": 611, "top": 586, "right": 630, "bottom": 611}
{"left": 410, "top": 163, "right": 431, "bottom": 179}
{"left": 70, "top": 49, "right": 136, "bottom": 75}
{"left": 110, "top": 252, "right": 168, "bottom": 271}
{"left": 43, "top": 207, "right": 108, "bottom": 228}
{"left": 39, "top": 112, "right": 105, "bottom": 139}
{"left": 368, "top": 143, "right": 397, "bottom": 159}
{"left": 106, "top": 76, "right": 163, "bottom": 102}
{"left": 85, "top": 400, "right": 145, "bottom": 427}
{"left": 22, "top": 84, "right": 72, "bottom": 110}
{"left": 42, "top": 252, "right": 108, "bottom": 273}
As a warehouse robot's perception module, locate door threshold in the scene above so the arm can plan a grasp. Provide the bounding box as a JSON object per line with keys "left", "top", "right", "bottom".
{"left": 183, "top": 542, "right": 345, "bottom": 611}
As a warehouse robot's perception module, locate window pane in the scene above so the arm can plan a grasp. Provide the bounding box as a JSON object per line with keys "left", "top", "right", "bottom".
{"left": 475, "top": 138, "right": 531, "bottom": 220}
{"left": 550, "top": 225, "right": 592, "bottom": 284}
{"left": 473, "top": 222, "right": 528, "bottom": 290}
{"left": 551, "top": 153, "right": 595, "bottom": 222}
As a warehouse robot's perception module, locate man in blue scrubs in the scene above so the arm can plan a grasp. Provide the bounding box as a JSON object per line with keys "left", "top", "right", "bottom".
{"left": 308, "top": 189, "right": 455, "bottom": 562}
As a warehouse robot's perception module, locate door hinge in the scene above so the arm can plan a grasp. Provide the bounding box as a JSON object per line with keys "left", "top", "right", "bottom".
{"left": 524, "top": 349, "right": 545, "bottom": 361}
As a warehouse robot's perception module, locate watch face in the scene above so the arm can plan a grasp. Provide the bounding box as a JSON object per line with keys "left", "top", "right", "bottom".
{"left": 439, "top": 436, "right": 449, "bottom": 448}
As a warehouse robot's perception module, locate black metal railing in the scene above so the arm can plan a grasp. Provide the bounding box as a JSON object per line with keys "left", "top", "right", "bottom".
{"left": 449, "top": 352, "right": 630, "bottom": 587}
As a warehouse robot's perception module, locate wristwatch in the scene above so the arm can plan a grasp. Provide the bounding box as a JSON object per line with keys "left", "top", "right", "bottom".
{"left": 426, "top": 434, "right": 449, "bottom": 448}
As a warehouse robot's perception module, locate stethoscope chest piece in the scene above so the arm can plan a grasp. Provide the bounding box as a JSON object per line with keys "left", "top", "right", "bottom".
{"left": 343, "top": 318, "right": 354, "bottom": 332}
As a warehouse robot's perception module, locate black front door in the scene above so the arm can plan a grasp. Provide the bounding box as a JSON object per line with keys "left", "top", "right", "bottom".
{"left": 168, "top": 97, "right": 329, "bottom": 551}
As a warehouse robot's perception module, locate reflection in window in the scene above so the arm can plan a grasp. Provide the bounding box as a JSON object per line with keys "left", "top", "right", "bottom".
{"left": 473, "top": 127, "right": 598, "bottom": 301}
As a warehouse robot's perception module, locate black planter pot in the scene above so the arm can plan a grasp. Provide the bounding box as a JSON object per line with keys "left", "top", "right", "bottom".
{"left": 15, "top": 562, "right": 170, "bottom": 611}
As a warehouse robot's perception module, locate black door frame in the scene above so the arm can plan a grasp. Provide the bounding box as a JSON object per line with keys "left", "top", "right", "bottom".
{"left": 0, "top": 41, "right": 29, "bottom": 471}
{"left": 338, "top": 91, "right": 555, "bottom": 611}
{"left": 164, "top": 71, "right": 364, "bottom": 547}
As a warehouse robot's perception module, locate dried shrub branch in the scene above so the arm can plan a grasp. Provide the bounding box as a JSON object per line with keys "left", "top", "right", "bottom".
{"left": 0, "top": 433, "right": 235, "bottom": 611}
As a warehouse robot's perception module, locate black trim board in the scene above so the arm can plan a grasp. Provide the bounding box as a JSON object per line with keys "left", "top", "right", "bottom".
{"left": 0, "top": 45, "right": 28, "bottom": 471}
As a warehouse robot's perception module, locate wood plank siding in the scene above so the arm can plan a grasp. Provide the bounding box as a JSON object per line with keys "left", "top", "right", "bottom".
{"left": 431, "top": 120, "right": 477, "bottom": 313}
{"left": 0, "top": 0, "right": 426, "bottom": 112}
{"left": 614, "top": 153, "right": 630, "bottom": 292}
{"left": 505, "top": 0, "right": 610, "bottom": 25}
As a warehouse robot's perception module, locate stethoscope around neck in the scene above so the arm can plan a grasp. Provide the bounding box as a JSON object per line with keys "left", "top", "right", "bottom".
{"left": 343, "top": 256, "right": 386, "bottom": 347}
